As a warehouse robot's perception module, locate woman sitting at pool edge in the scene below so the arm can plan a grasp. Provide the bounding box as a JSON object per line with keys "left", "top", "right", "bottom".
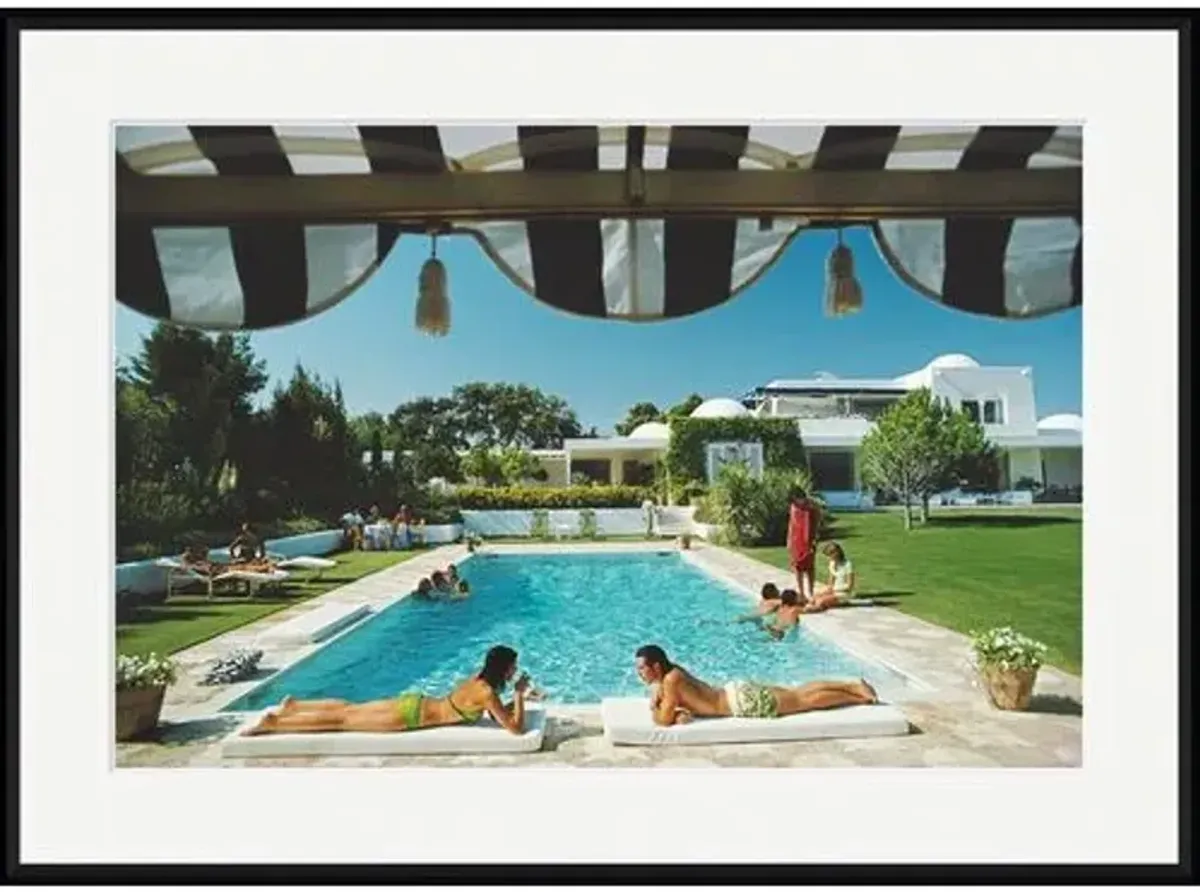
{"left": 803, "top": 542, "right": 857, "bottom": 613}
{"left": 243, "top": 645, "right": 533, "bottom": 737}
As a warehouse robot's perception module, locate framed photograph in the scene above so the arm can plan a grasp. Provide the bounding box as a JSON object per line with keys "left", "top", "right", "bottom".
{"left": 9, "top": 11, "right": 1189, "bottom": 884}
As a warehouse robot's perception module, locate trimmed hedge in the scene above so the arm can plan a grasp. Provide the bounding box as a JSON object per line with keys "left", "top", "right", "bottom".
{"left": 664, "top": 417, "right": 807, "bottom": 497}
{"left": 455, "top": 484, "right": 653, "bottom": 510}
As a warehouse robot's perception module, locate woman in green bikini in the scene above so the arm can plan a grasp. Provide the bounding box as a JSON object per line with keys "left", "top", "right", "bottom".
{"left": 242, "top": 645, "right": 532, "bottom": 736}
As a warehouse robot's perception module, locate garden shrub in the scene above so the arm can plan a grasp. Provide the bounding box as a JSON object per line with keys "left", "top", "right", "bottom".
{"left": 579, "top": 508, "right": 598, "bottom": 539}
{"left": 455, "top": 484, "right": 653, "bottom": 510}
{"left": 706, "top": 465, "right": 827, "bottom": 547}
{"left": 664, "top": 417, "right": 807, "bottom": 501}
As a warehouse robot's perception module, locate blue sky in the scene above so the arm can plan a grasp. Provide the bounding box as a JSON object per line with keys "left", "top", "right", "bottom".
{"left": 114, "top": 226, "right": 1081, "bottom": 433}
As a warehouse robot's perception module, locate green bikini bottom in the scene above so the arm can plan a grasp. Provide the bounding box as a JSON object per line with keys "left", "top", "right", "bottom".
{"left": 395, "top": 692, "right": 423, "bottom": 729}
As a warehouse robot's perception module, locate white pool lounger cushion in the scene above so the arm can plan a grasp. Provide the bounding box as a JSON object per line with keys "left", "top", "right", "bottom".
{"left": 601, "top": 697, "right": 909, "bottom": 746}
{"left": 272, "top": 556, "right": 337, "bottom": 571}
{"left": 222, "top": 705, "right": 547, "bottom": 758}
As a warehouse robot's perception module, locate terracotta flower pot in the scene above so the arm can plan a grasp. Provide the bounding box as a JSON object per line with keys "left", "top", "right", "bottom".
{"left": 115, "top": 686, "right": 166, "bottom": 741}
{"left": 979, "top": 665, "right": 1038, "bottom": 711}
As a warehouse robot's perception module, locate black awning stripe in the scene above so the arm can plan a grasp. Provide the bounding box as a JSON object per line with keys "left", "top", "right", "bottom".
{"left": 662, "top": 125, "right": 750, "bottom": 318}
{"left": 518, "top": 126, "right": 607, "bottom": 319}
{"left": 357, "top": 126, "right": 447, "bottom": 260}
{"left": 942, "top": 126, "right": 1059, "bottom": 317}
{"left": 114, "top": 153, "right": 172, "bottom": 320}
{"left": 188, "top": 126, "right": 308, "bottom": 328}
{"left": 810, "top": 126, "right": 902, "bottom": 170}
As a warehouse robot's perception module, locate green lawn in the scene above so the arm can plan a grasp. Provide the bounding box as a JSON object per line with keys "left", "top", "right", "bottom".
{"left": 739, "top": 508, "right": 1082, "bottom": 674}
{"left": 116, "top": 550, "right": 419, "bottom": 657}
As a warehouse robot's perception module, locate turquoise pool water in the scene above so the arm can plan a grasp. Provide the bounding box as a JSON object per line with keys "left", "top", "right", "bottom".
{"left": 227, "top": 552, "right": 910, "bottom": 710}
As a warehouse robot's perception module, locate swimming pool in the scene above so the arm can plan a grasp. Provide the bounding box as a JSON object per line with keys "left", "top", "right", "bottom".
{"left": 227, "top": 551, "right": 917, "bottom": 710}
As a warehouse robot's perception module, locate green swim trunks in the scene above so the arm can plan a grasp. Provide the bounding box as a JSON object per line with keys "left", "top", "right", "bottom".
{"left": 725, "top": 681, "right": 779, "bottom": 718}
{"left": 395, "top": 691, "right": 423, "bottom": 729}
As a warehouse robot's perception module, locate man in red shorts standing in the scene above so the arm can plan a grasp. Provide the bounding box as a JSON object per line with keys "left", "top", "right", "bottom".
{"left": 787, "top": 487, "right": 820, "bottom": 603}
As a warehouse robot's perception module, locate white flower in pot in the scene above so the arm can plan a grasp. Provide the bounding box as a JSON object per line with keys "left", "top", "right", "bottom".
{"left": 115, "top": 652, "right": 178, "bottom": 741}
{"left": 969, "top": 627, "right": 1049, "bottom": 711}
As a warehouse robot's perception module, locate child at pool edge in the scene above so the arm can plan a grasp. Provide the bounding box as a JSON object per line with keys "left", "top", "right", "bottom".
{"left": 431, "top": 571, "right": 454, "bottom": 594}
{"left": 412, "top": 577, "right": 435, "bottom": 599}
{"left": 451, "top": 580, "right": 471, "bottom": 600}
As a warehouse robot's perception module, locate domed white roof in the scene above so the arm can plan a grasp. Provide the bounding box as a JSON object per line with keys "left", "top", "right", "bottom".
{"left": 627, "top": 421, "right": 671, "bottom": 441}
{"left": 1037, "top": 413, "right": 1083, "bottom": 432}
{"left": 927, "top": 353, "right": 980, "bottom": 370}
{"left": 690, "top": 398, "right": 750, "bottom": 419}
{"left": 896, "top": 352, "right": 982, "bottom": 386}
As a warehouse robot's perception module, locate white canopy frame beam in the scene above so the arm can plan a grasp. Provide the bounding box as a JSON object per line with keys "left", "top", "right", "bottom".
{"left": 116, "top": 167, "right": 1081, "bottom": 227}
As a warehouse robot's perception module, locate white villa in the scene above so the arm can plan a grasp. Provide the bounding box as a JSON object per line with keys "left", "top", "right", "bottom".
{"left": 531, "top": 354, "right": 1083, "bottom": 506}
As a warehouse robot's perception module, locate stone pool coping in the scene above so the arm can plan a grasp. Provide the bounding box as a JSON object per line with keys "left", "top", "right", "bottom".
{"left": 123, "top": 540, "right": 1082, "bottom": 768}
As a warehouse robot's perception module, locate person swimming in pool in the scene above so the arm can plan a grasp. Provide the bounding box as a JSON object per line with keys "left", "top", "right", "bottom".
{"left": 431, "top": 570, "right": 454, "bottom": 594}
{"left": 735, "top": 583, "right": 783, "bottom": 624}
{"left": 446, "top": 563, "right": 460, "bottom": 584}
{"left": 633, "top": 644, "right": 877, "bottom": 727}
{"left": 765, "top": 589, "right": 804, "bottom": 640}
{"left": 411, "top": 577, "right": 435, "bottom": 599}
{"left": 242, "top": 645, "right": 532, "bottom": 736}
{"left": 451, "top": 580, "right": 471, "bottom": 599}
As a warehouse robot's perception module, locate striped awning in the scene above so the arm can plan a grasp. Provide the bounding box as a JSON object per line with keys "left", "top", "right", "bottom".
{"left": 115, "top": 124, "right": 1081, "bottom": 330}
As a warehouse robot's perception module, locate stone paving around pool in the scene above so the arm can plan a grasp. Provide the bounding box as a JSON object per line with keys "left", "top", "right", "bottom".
{"left": 116, "top": 540, "right": 1082, "bottom": 769}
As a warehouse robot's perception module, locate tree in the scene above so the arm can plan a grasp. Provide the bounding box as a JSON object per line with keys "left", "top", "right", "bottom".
{"left": 451, "top": 382, "right": 583, "bottom": 448}
{"left": 388, "top": 396, "right": 465, "bottom": 483}
{"left": 261, "top": 364, "right": 356, "bottom": 519}
{"left": 859, "top": 388, "right": 994, "bottom": 529}
{"left": 460, "top": 445, "right": 544, "bottom": 486}
{"left": 125, "top": 323, "right": 268, "bottom": 500}
{"left": 615, "top": 401, "right": 663, "bottom": 436}
{"left": 665, "top": 393, "right": 705, "bottom": 422}
{"left": 115, "top": 371, "right": 176, "bottom": 487}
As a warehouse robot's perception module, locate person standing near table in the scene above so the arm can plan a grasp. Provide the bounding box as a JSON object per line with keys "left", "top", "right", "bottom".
{"left": 786, "top": 487, "right": 820, "bottom": 602}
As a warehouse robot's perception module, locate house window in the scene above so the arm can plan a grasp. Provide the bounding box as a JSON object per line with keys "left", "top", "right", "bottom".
{"left": 961, "top": 400, "right": 981, "bottom": 423}
{"left": 982, "top": 399, "right": 1004, "bottom": 424}
{"left": 808, "top": 451, "right": 856, "bottom": 491}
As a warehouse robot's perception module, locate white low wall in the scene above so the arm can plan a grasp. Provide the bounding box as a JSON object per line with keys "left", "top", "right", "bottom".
{"left": 821, "top": 490, "right": 876, "bottom": 511}
{"left": 927, "top": 490, "right": 1036, "bottom": 507}
{"left": 115, "top": 529, "right": 344, "bottom": 599}
{"left": 462, "top": 508, "right": 674, "bottom": 538}
{"left": 421, "top": 523, "right": 462, "bottom": 545}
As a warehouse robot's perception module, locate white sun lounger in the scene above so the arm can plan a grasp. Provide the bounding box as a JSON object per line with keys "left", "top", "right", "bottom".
{"left": 222, "top": 705, "right": 547, "bottom": 758}
{"left": 215, "top": 568, "right": 290, "bottom": 598}
{"left": 600, "top": 697, "right": 909, "bottom": 746}
{"left": 270, "top": 555, "right": 338, "bottom": 580}
{"left": 154, "top": 558, "right": 289, "bottom": 600}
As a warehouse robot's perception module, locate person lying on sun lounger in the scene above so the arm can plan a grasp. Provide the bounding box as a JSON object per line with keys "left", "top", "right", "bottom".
{"left": 765, "top": 589, "right": 805, "bottom": 640}
{"left": 735, "top": 583, "right": 782, "bottom": 624}
{"left": 243, "top": 645, "right": 534, "bottom": 736}
{"left": 803, "top": 543, "right": 858, "bottom": 613}
{"left": 633, "top": 643, "right": 877, "bottom": 727}
{"left": 181, "top": 543, "right": 223, "bottom": 576}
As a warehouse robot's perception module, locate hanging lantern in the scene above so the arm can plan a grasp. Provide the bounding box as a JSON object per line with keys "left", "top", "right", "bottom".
{"left": 416, "top": 233, "right": 450, "bottom": 336}
{"left": 825, "top": 228, "right": 863, "bottom": 318}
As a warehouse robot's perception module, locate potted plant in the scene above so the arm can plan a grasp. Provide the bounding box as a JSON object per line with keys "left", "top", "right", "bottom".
{"left": 115, "top": 652, "right": 177, "bottom": 741}
{"left": 969, "top": 627, "right": 1048, "bottom": 710}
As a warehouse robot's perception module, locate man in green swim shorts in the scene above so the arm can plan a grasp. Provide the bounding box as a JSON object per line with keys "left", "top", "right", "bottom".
{"left": 633, "top": 644, "right": 880, "bottom": 727}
